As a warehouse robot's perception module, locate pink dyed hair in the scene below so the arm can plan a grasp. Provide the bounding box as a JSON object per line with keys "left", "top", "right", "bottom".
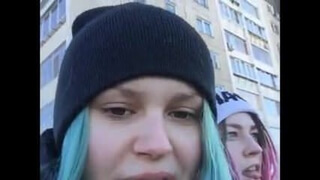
{"left": 252, "top": 114, "right": 279, "bottom": 180}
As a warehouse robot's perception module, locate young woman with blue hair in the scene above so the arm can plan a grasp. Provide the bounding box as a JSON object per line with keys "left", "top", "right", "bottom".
{"left": 40, "top": 3, "right": 233, "bottom": 180}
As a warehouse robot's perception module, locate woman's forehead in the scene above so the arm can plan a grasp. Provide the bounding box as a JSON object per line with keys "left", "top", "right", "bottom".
{"left": 225, "top": 113, "right": 257, "bottom": 130}
{"left": 95, "top": 77, "right": 202, "bottom": 100}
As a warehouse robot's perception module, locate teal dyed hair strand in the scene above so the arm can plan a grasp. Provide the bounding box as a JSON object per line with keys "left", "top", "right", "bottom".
{"left": 57, "top": 108, "right": 89, "bottom": 180}
{"left": 200, "top": 101, "right": 233, "bottom": 180}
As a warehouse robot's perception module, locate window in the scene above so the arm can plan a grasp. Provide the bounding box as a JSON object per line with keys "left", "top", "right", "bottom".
{"left": 231, "top": 57, "right": 240, "bottom": 74}
{"left": 58, "top": 0, "right": 66, "bottom": 21}
{"left": 40, "top": 20, "right": 44, "bottom": 43}
{"left": 40, "top": 0, "right": 49, "bottom": 10}
{"left": 196, "top": 18, "right": 213, "bottom": 36}
{"left": 240, "top": 0, "right": 259, "bottom": 19}
{"left": 41, "top": 57, "right": 53, "bottom": 87}
{"left": 60, "top": 44, "right": 66, "bottom": 65}
{"left": 165, "top": 1, "right": 176, "bottom": 14}
{"left": 239, "top": 60, "right": 245, "bottom": 75}
{"left": 216, "top": 85, "right": 226, "bottom": 91}
{"left": 51, "top": 4, "right": 58, "bottom": 30}
{"left": 195, "top": 0, "right": 208, "bottom": 7}
{"left": 245, "top": 18, "right": 266, "bottom": 40}
{"left": 271, "top": 23, "right": 280, "bottom": 35}
{"left": 210, "top": 51, "right": 220, "bottom": 69}
{"left": 231, "top": 57, "right": 238, "bottom": 73}
{"left": 219, "top": 1, "right": 243, "bottom": 27}
{"left": 267, "top": 3, "right": 275, "bottom": 15}
{"left": 41, "top": 42, "right": 66, "bottom": 88}
{"left": 245, "top": 18, "right": 253, "bottom": 32}
{"left": 257, "top": 69, "right": 278, "bottom": 88}
{"left": 248, "top": 64, "right": 255, "bottom": 79}
{"left": 253, "top": 23, "right": 260, "bottom": 35}
{"left": 52, "top": 53, "right": 60, "bottom": 77}
{"left": 263, "top": 98, "right": 280, "bottom": 117}
{"left": 225, "top": 31, "right": 248, "bottom": 54}
{"left": 233, "top": 11, "right": 242, "bottom": 25}
{"left": 261, "top": 28, "right": 267, "bottom": 39}
{"left": 203, "top": 22, "right": 211, "bottom": 35}
{"left": 40, "top": 101, "right": 54, "bottom": 133}
{"left": 43, "top": 15, "right": 50, "bottom": 40}
{"left": 231, "top": 56, "right": 256, "bottom": 80}
{"left": 220, "top": 1, "right": 229, "bottom": 18}
{"left": 274, "top": 76, "right": 280, "bottom": 89}
{"left": 52, "top": 44, "right": 66, "bottom": 77}
{"left": 229, "top": 0, "right": 240, "bottom": 6}
{"left": 40, "top": 0, "right": 66, "bottom": 43}
{"left": 257, "top": 69, "right": 273, "bottom": 87}
{"left": 237, "top": 89, "right": 259, "bottom": 109}
{"left": 196, "top": 19, "right": 203, "bottom": 32}
{"left": 268, "top": 127, "right": 280, "bottom": 150}
{"left": 243, "top": 63, "right": 250, "bottom": 78}
{"left": 252, "top": 45, "right": 272, "bottom": 65}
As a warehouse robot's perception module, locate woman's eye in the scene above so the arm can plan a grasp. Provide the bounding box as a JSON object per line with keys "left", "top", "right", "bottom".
{"left": 251, "top": 132, "right": 259, "bottom": 142}
{"left": 169, "top": 111, "right": 196, "bottom": 120}
{"left": 103, "top": 107, "right": 134, "bottom": 117}
{"left": 227, "top": 131, "right": 238, "bottom": 139}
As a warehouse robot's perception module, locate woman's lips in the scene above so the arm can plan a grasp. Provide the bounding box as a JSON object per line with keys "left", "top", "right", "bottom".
{"left": 122, "top": 172, "right": 176, "bottom": 180}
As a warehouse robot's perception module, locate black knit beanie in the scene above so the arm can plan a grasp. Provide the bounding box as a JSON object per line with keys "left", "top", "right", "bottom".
{"left": 41, "top": 2, "right": 216, "bottom": 173}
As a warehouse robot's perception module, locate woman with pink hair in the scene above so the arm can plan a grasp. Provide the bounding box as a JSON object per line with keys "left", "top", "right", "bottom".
{"left": 216, "top": 90, "right": 279, "bottom": 180}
